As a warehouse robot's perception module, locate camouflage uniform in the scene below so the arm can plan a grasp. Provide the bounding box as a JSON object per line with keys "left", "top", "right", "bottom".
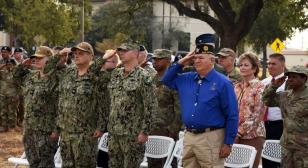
{"left": 228, "top": 67, "right": 242, "bottom": 85}
{"left": 0, "top": 60, "right": 20, "bottom": 131}
{"left": 12, "top": 46, "right": 58, "bottom": 168}
{"left": 262, "top": 65, "right": 308, "bottom": 168}
{"left": 45, "top": 42, "right": 109, "bottom": 168}
{"left": 141, "top": 62, "right": 157, "bottom": 77}
{"left": 217, "top": 48, "right": 242, "bottom": 85}
{"left": 107, "top": 42, "right": 157, "bottom": 168}
{"left": 148, "top": 49, "right": 182, "bottom": 168}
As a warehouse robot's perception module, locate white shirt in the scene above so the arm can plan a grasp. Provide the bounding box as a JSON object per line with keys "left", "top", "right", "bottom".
{"left": 261, "top": 73, "right": 286, "bottom": 121}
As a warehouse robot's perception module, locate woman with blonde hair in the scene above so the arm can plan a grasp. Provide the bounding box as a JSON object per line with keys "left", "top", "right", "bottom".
{"left": 234, "top": 52, "right": 266, "bottom": 168}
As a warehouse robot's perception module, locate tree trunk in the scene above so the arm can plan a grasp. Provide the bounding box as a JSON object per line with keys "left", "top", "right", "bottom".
{"left": 262, "top": 43, "right": 267, "bottom": 79}
{"left": 162, "top": 0, "right": 263, "bottom": 51}
{"left": 220, "top": 32, "right": 239, "bottom": 51}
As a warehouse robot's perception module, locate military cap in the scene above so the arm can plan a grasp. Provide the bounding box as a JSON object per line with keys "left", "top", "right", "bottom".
{"left": 285, "top": 65, "right": 308, "bottom": 77}
{"left": 31, "top": 46, "right": 53, "bottom": 58}
{"left": 1, "top": 46, "right": 12, "bottom": 52}
{"left": 153, "top": 49, "right": 172, "bottom": 58}
{"left": 117, "top": 42, "right": 140, "bottom": 51}
{"left": 217, "top": 48, "right": 236, "bottom": 58}
{"left": 14, "top": 47, "right": 23, "bottom": 53}
{"left": 195, "top": 34, "right": 215, "bottom": 55}
{"left": 71, "top": 42, "right": 94, "bottom": 56}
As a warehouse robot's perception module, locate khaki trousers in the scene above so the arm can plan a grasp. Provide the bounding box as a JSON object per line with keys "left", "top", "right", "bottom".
{"left": 183, "top": 129, "right": 225, "bottom": 168}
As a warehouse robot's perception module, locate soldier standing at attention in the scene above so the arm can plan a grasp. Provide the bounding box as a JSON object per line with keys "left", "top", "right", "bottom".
{"left": 107, "top": 41, "right": 157, "bottom": 168}
{"left": 0, "top": 46, "right": 12, "bottom": 64}
{"left": 217, "top": 48, "right": 242, "bottom": 85}
{"left": 262, "top": 65, "right": 308, "bottom": 168}
{"left": 138, "top": 45, "right": 157, "bottom": 77}
{"left": 45, "top": 42, "right": 109, "bottom": 168}
{"left": 12, "top": 46, "right": 58, "bottom": 167}
{"left": 148, "top": 49, "right": 182, "bottom": 168}
{"left": 0, "top": 46, "right": 20, "bottom": 132}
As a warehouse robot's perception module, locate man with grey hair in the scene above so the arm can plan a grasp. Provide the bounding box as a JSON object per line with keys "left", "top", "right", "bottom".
{"left": 162, "top": 34, "right": 238, "bottom": 168}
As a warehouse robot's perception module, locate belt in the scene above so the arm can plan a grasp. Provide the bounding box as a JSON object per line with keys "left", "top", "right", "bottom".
{"left": 186, "top": 128, "right": 222, "bottom": 134}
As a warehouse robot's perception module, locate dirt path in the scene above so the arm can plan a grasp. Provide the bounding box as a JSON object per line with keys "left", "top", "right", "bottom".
{"left": 0, "top": 127, "right": 26, "bottom": 168}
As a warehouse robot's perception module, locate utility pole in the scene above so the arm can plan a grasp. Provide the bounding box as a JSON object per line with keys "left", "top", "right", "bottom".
{"left": 162, "top": 2, "right": 165, "bottom": 48}
{"left": 81, "top": 0, "right": 85, "bottom": 42}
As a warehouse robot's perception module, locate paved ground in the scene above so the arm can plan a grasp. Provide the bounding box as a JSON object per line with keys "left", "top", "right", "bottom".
{"left": 0, "top": 127, "right": 26, "bottom": 168}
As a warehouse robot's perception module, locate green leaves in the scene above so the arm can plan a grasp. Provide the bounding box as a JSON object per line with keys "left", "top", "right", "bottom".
{"left": 0, "top": 0, "right": 91, "bottom": 49}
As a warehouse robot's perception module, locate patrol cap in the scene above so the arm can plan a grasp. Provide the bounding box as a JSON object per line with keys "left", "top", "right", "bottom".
{"left": 195, "top": 34, "right": 215, "bottom": 55}
{"left": 1, "top": 46, "right": 12, "bottom": 52}
{"left": 31, "top": 46, "right": 53, "bottom": 58}
{"left": 71, "top": 42, "right": 94, "bottom": 56}
{"left": 117, "top": 42, "right": 140, "bottom": 51}
{"left": 285, "top": 65, "right": 308, "bottom": 78}
{"left": 153, "top": 49, "right": 172, "bottom": 58}
{"left": 14, "top": 47, "right": 23, "bottom": 53}
{"left": 217, "top": 48, "right": 236, "bottom": 58}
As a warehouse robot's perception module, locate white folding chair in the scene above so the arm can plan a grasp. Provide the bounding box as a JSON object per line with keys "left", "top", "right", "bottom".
{"left": 178, "top": 131, "right": 184, "bottom": 140}
{"left": 224, "top": 144, "right": 257, "bottom": 168}
{"left": 140, "top": 136, "right": 175, "bottom": 168}
{"left": 98, "top": 132, "right": 109, "bottom": 152}
{"left": 166, "top": 138, "right": 183, "bottom": 168}
{"left": 8, "top": 152, "right": 29, "bottom": 168}
{"left": 54, "top": 146, "right": 62, "bottom": 168}
{"left": 8, "top": 138, "right": 62, "bottom": 168}
{"left": 261, "top": 140, "right": 282, "bottom": 163}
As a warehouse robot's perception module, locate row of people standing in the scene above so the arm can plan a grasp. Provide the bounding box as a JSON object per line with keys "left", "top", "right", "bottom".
{"left": 0, "top": 46, "right": 25, "bottom": 132}
{"left": 9, "top": 41, "right": 182, "bottom": 168}
{"left": 3, "top": 32, "right": 307, "bottom": 168}
{"left": 162, "top": 33, "right": 307, "bottom": 168}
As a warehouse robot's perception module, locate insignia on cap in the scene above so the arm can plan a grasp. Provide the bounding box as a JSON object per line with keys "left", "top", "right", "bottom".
{"left": 203, "top": 46, "right": 208, "bottom": 51}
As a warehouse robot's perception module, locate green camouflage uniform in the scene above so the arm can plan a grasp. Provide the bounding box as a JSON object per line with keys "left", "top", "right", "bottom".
{"left": 0, "top": 64, "right": 20, "bottom": 130}
{"left": 262, "top": 65, "right": 308, "bottom": 168}
{"left": 148, "top": 49, "right": 182, "bottom": 168}
{"left": 12, "top": 46, "right": 58, "bottom": 168}
{"left": 142, "top": 62, "right": 157, "bottom": 77}
{"left": 216, "top": 48, "right": 241, "bottom": 85}
{"left": 228, "top": 67, "right": 242, "bottom": 85}
{"left": 46, "top": 42, "right": 109, "bottom": 168}
{"left": 107, "top": 63, "right": 158, "bottom": 168}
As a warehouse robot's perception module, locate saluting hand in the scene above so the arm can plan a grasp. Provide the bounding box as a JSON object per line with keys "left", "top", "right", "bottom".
{"left": 178, "top": 50, "right": 195, "bottom": 66}
{"left": 272, "top": 76, "right": 287, "bottom": 87}
{"left": 22, "top": 58, "right": 32, "bottom": 66}
{"left": 93, "top": 130, "right": 103, "bottom": 138}
{"left": 103, "top": 49, "right": 117, "bottom": 60}
{"left": 50, "top": 132, "right": 59, "bottom": 141}
{"left": 59, "top": 48, "right": 71, "bottom": 56}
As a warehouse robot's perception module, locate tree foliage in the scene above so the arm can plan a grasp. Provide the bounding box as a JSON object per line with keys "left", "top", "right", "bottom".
{"left": 0, "top": 0, "right": 92, "bottom": 49}
{"left": 245, "top": 0, "right": 308, "bottom": 53}
{"left": 86, "top": 1, "right": 154, "bottom": 51}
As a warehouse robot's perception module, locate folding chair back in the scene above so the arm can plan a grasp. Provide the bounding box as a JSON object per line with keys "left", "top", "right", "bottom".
{"left": 224, "top": 144, "right": 257, "bottom": 168}
{"left": 166, "top": 138, "right": 183, "bottom": 168}
{"left": 261, "top": 140, "right": 282, "bottom": 163}
{"left": 140, "top": 136, "right": 175, "bottom": 168}
{"left": 178, "top": 131, "right": 184, "bottom": 140}
{"left": 98, "top": 133, "right": 109, "bottom": 152}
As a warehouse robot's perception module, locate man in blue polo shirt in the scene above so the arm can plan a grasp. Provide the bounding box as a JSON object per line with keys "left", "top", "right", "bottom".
{"left": 162, "top": 34, "right": 238, "bottom": 168}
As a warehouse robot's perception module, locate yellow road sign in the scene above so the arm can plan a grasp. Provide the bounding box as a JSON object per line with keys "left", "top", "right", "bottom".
{"left": 270, "top": 38, "right": 285, "bottom": 53}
